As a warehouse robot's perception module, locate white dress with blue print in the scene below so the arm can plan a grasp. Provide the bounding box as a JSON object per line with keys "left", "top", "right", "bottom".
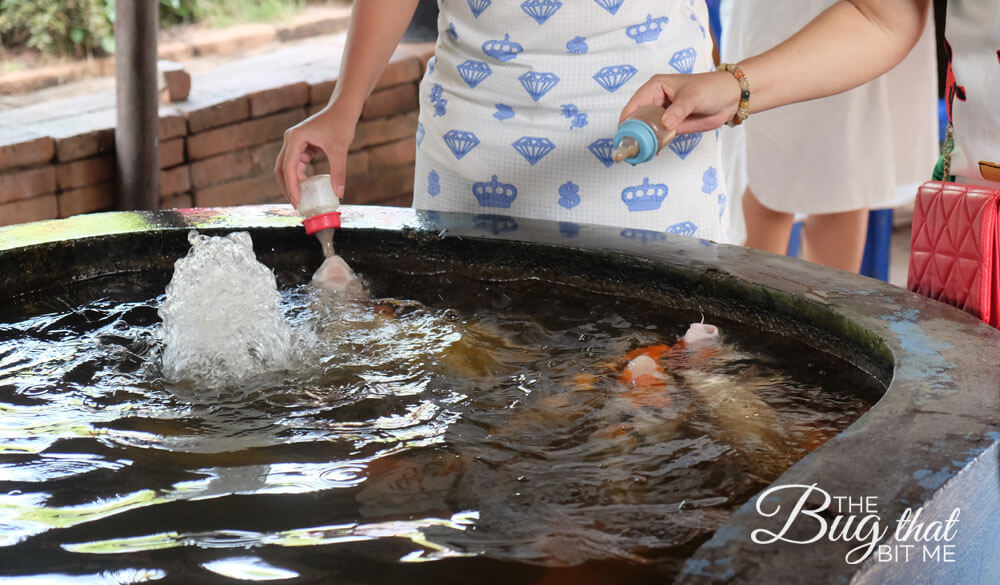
{"left": 413, "top": 0, "right": 729, "bottom": 242}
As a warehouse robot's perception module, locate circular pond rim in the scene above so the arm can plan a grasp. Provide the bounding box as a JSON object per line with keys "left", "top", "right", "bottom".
{"left": 1, "top": 205, "right": 997, "bottom": 585}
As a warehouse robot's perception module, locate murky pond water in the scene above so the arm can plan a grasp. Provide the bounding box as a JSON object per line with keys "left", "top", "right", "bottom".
{"left": 0, "top": 237, "right": 879, "bottom": 584}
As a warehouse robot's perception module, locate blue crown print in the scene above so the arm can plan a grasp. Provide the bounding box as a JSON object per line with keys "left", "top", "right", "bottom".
{"left": 475, "top": 214, "right": 519, "bottom": 235}
{"left": 666, "top": 221, "right": 698, "bottom": 236}
{"left": 669, "top": 47, "right": 697, "bottom": 74}
{"left": 482, "top": 34, "right": 523, "bottom": 62}
{"left": 521, "top": 0, "right": 562, "bottom": 24}
{"left": 473, "top": 175, "right": 518, "bottom": 208}
{"left": 593, "top": 65, "right": 638, "bottom": 93}
{"left": 626, "top": 15, "right": 670, "bottom": 44}
{"left": 512, "top": 136, "right": 556, "bottom": 165}
{"left": 621, "top": 178, "right": 668, "bottom": 211}
{"left": 566, "top": 36, "right": 588, "bottom": 54}
{"left": 443, "top": 130, "right": 480, "bottom": 160}
{"left": 457, "top": 60, "right": 492, "bottom": 88}
{"left": 558, "top": 181, "right": 581, "bottom": 209}
{"left": 468, "top": 0, "right": 491, "bottom": 18}
{"left": 669, "top": 132, "right": 702, "bottom": 159}
{"left": 593, "top": 0, "right": 624, "bottom": 15}
{"left": 519, "top": 71, "right": 560, "bottom": 101}
{"left": 494, "top": 103, "right": 515, "bottom": 121}
{"left": 588, "top": 138, "right": 614, "bottom": 167}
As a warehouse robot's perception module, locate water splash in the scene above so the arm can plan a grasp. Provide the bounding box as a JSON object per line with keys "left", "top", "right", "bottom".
{"left": 159, "top": 231, "right": 294, "bottom": 387}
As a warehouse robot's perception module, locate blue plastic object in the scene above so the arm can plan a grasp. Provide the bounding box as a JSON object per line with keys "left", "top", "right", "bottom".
{"left": 613, "top": 119, "right": 658, "bottom": 165}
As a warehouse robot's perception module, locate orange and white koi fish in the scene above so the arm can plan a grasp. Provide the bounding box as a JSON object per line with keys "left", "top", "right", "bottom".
{"left": 618, "top": 322, "right": 722, "bottom": 388}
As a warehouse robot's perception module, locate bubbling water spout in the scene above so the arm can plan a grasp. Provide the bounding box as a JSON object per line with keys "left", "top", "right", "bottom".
{"left": 159, "top": 231, "right": 295, "bottom": 387}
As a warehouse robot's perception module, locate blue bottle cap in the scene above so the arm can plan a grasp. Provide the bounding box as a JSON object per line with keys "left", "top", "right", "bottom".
{"left": 613, "top": 119, "right": 658, "bottom": 165}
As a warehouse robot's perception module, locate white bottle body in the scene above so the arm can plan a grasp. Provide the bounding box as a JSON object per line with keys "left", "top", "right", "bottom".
{"left": 298, "top": 174, "right": 340, "bottom": 217}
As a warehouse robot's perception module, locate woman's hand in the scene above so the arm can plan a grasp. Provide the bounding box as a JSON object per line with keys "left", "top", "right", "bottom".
{"left": 274, "top": 105, "right": 358, "bottom": 208}
{"left": 619, "top": 70, "right": 741, "bottom": 136}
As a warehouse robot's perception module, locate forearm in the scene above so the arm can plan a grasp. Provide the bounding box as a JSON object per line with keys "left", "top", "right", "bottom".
{"left": 740, "top": 0, "right": 929, "bottom": 114}
{"left": 326, "top": 0, "right": 420, "bottom": 118}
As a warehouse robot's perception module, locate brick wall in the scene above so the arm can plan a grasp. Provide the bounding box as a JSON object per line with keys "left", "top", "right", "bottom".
{"left": 0, "top": 43, "right": 433, "bottom": 227}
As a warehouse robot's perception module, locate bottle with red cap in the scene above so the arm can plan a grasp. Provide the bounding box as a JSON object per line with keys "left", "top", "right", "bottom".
{"left": 297, "top": 174, "right": 341, "bottom": 258}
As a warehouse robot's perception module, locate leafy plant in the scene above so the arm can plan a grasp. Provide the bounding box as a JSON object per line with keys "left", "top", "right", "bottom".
{"left": 0, "top": 0, "right": 115, "bottom": 56}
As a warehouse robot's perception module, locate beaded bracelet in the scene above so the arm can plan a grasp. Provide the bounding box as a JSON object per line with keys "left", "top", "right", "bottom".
{"left": 716, "top": 63, "right": 750, "bottom": 127}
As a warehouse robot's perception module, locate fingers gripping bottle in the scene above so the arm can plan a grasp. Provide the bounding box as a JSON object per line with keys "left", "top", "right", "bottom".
{"left": 297, "top": 174, "right": 341, "bottom": 258}
{"left": 612, "top": 105, "right": 677, "bottom": 165}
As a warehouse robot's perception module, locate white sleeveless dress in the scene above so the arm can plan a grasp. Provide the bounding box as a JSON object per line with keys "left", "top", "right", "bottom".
{"left": 946, "top": 0, "right": 1000, "bottom": 186}
{"left": 412, "top": 0, "right": 729, "bottom": 242}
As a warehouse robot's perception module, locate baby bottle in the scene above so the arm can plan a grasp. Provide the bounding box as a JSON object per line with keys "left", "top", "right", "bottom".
{"left": 297, "top": 174, "right": 341, "bottom": 258}
{"left": 612, "top": 104, "right": 677, "bottom": 165}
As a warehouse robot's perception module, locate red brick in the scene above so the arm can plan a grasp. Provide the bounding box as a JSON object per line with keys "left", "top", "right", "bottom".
{"left": 0, "top": 131, "right": 55, "bottom": 170}
{"left": 160, "top": 165, "right": 191, "bottom": 196}
{"left": 344, "top": 164, "right": 415, "bottom": 205}
{"left": 309, "top": 80, "right": 336, "bottom": 105}
{"left": 361, "top": 83, "right": 419, "bottom": 121}
{"left": 306, "top": 103, "right": 326, "bottom": 117}
{"left": 160, "top": 192, "right": 193, "bottom": 210}
{"left": 187, "top": 108, "right": 305, "bottom": 160}
{"left": 0, "top": 194, "right": 58, "bottom": 226}
{"left": 191, "top": 24, "right": 277, "bottom": 57}
{"left": 187, "top": 96, "right": 250, "bottom": 134}
{"left": 55, "top": 128, "right": 115, "bottom": 163}
{"left": 250, "top": 82, "right": 310, "bottom": 118}
{"left": 350, "top": 111, "right": 419, "bottom": 152}
{"left": 191, "top": 149, "right": 253, "bottom": 189}
{"left": 374, "top": 56, "right": 424, "bottom": 91}
{"left": 0, "top": 166, "right": 56, "bottom": 204}
{"left": 56, "top": 156, "right": 114, "bottom": 190}
{"left": 367, "top": 137, "right": 416, "bottom": 171}
{"left": 194, "top": 173, "right": 284, "bottom": 207}
{"left": 159, "top": 138, "right": 186, "bottom": 169}
{"left": 159, "top": 110, "right": 187, "bottom": 140}
{"left": 58, "top": 184, "right": 113, "bottom": 217}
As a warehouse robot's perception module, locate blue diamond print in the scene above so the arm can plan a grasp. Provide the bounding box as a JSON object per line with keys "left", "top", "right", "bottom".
{"left": 521, "top": 0, "right": 562, "bottom": 24}
{"left": 494, "top": 103, "right": 515, "bottom": 121}
{"left": 446, "top": 22, "right": 458, "bottom": 41}
{"left": 666, "top": 221, "right": 698, "bottom": 236}
{"left": 457, "top": 60, "right": 492, "bottom": 88}
{"left": 669, "top": 132, "right": 702, "bottom": 159}
{"left": 669, "top": 47, "right": 697, "bottom": 74}
{"left": 512, "top": 136, "right": 556, "bottom": 165}
{"left": 443, "top": 130, "right": 480, "bottom": 160}
{"left": 416, "top": 123, "right": 425, "bottom": 147}
{"left": 467, "top": 0, "right": 491, "bottom": 18}
{"left": 718, "top": 193, "right": 727, "bottom": 220}
{"left": 593, "top": 0, "right": 624, "bottom": 15}
{"left": 519, "top": 71, "right": 560, "bottom": 101}
{"left": 483, "top": 34, "right": 523, "bottom": 62}
{"left": 593, "top": 65, "right": 637, "bottom": 93}
{"left": 588, "top": 138, "right": 614, "bottom": 167}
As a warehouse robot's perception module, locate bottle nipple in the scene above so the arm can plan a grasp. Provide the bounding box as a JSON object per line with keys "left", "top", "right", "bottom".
{"left": 612, "top": 136, "right": 641, "bottom": 163}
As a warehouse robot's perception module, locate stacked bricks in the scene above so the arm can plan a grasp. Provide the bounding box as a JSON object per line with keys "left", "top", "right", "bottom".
{"left": 0, "top": 41, "right": 434, "bottom": 227}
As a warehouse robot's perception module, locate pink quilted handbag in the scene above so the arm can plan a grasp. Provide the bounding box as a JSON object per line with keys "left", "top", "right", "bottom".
{"left": 908, "top": 181, "right": 1000, "bottom": 328}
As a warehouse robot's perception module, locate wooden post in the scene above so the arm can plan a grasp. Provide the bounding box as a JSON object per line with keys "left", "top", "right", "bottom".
{"left": 115, "top": 0, "right": 159, "bottom": 210}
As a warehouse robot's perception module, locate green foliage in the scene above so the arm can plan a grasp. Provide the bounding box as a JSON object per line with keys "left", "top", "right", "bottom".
{"left": 0, "top": 0, "right": 306, "bottom": 57}
{"left": 0, "top": 0, "right": 115, "bottom": 57}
